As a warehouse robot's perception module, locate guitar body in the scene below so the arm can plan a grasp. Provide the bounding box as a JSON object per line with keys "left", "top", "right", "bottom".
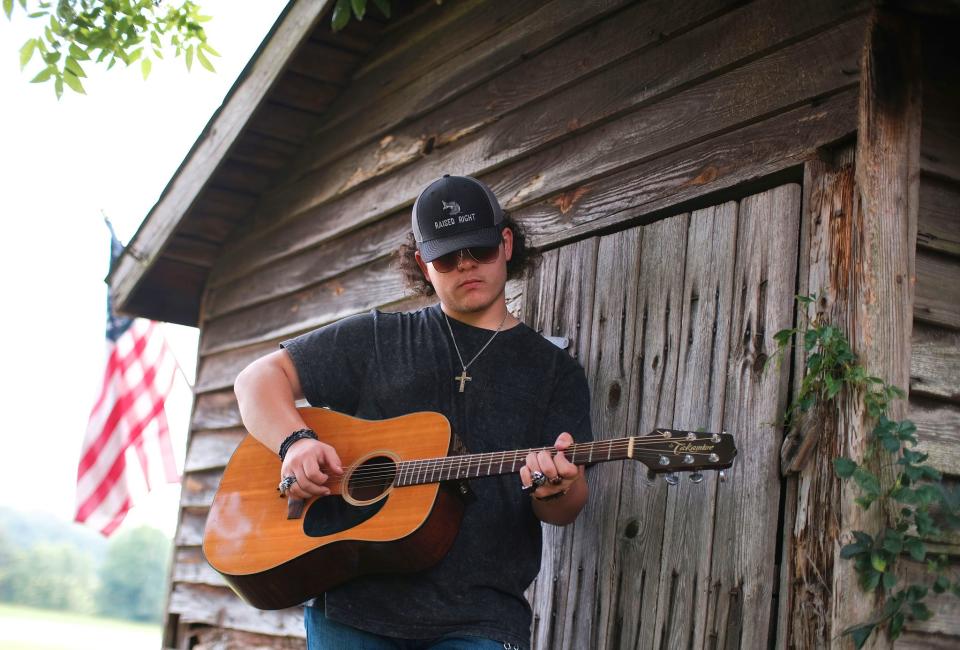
{"left": 203, "top": 408, "right": 462, "bottom": 610}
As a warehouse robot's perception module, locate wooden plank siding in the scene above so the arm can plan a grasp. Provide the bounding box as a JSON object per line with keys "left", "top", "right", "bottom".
{"left": 896, "top": 16, "right": 960, "bottom": 647}
{"left": 208, "top": 0, "right": 866, "bottom": 289}
{"left": 196, "top": 23, "right": 867, "bottom": 351}
{"left": 161, "top": 1, "right": 960, "bottom": 646}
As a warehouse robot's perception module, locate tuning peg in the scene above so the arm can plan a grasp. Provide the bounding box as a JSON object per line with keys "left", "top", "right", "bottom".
{"left": 718, "top": 470, "right": 727, "bottom": 483}
{"left": 689, "top": 472, "right": 704, "bottom": 484}
{"left": 665, "top": 472, "right": 679, "bottom": 486}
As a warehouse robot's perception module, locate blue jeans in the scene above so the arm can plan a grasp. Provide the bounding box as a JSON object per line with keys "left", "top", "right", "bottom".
{"left": 304, "top": 605, "right": 525, "bottom": 650}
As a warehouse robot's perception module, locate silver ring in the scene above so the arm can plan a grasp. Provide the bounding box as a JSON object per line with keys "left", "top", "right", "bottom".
{"left": 531, "top": 471, "right": 547, "bottom": 488}
{"left": 278, "top": 475, "right": 297, "bottom": 493}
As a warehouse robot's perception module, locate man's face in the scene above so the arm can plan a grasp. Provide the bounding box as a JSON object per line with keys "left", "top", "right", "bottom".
{"left": 416, "top": 227, "right": 514, "bottom": 319}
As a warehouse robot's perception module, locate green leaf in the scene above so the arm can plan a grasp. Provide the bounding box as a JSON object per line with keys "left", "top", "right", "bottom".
{"left": 151, "top": 31, "right": 161, "bottom": 48}
{"left": 896, "top": 420, "right": 917, "bottom": 438}
{"left": 880, "top": 433, "right": 901, "bottom": 453}
{"left": 915, "top": 510, "right": 940, "bottom": 537}
{"left": 29, "top": 66, "right": 54, "bottom": 83}
{"left": 372, "top": 0, "right": 390, "bottom": 18}
{"left": 64, "top": 56, "right": 85, "bottom": 78}
{"left": 934, "top": 575, "right": 950, "bottom": 594}
{"left": 845, "top": 623, "right": 875, "bottom": 649}
{"left": 128, "top": 47, "right": 143, "bottom": 64}
{"left": 881, "top": 530, "right": 903, "bottom": 554}
{"left": 62, "top": 70, "right": 85, "bottom": 94}
{"left": 915, "top": 484, "right": 941, "bottom": 507}
{"left": 853, "top": 531, "right": 874, "bottom": 546}
{"left": 853, "top": 467, "right": 881, "bottom": 497}
{"left": 199, "top": 42, "right": 220, "bottom": 57}
{"left": 840, "top": 542, "right": 866, "bottom": 559}
{"left": 68, "top": 43, "right": 89, "bottom": 61}
{"left": 332, "top": 0, "right": 351, "bottom": 31}
{"left": 889, "top": 612, "right": 905, "bottom": 639}
{"left": 774, "top": 329, "right": 793, "bottom": 347}
{"left": 863, "top": 569, "right": 881, "bottom": 591}
{"left": 891, "top": 486, "right": 917, "bottom": 505}
{"left": 882, "top": 570, "right": 897, "bottom": 591}
{"left": 140, "top": 57, "right": 151, "bottom": 79}
{"left": 19, "top": 38, "right": 36, "bottom": 69}
{"left": 910, "top": 601, "right": 932, "bottom": 621}
{"left": 825, "top": 374, "right": 841, "bottom": 399}
{"left": 904, "top": 537, "right": 926, "bottom": 562}
{"left": 870, "top": 552, "right": 887, "bottom": 573}
{"left": 185, "top": 44, "right": 194, "bottom": 71}
{"left": 54, "top": 75, "right": 63, "bottom": 99}
{"left": 351, "top": 0, "right": 366, "bottom": 20}
{"left": 195, "top": 46, "right": 214, "bottom": 72}
{"left": 3, "top": 0, "right": 12, "bottom": 19}
{"left": 834, "top": 457, "right": 857, "bottom": 479}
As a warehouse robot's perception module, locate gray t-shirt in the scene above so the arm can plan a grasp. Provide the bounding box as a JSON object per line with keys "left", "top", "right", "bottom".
{"left": 281, "top": 303, "right": 592, "bottom": 647}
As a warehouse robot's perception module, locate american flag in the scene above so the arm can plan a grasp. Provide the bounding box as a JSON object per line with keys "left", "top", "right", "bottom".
{"left": 74, "top": 229, "right": 181, "bottom": 536}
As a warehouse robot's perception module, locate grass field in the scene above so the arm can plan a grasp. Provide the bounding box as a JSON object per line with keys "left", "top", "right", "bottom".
{"left": 0, "top": 603, "right": 161, "bottom": 650}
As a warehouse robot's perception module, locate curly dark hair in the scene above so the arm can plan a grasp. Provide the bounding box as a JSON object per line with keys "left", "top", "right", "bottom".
{"left": 396, "top": 212, "right": 537, "bottom": 297}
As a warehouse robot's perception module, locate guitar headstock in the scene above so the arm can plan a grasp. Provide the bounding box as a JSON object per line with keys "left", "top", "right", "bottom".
{"left": 630, "top": 429, "right": 736, "bottom": 483}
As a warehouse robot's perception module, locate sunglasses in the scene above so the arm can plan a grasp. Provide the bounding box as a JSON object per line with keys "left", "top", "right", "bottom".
{"left": 431, "top": 244, "right": 501, "bottom": 273}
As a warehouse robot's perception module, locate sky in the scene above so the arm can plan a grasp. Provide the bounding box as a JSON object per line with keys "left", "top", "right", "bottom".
{"left": 0, "top": 0, "right": 289, "bottom": 537}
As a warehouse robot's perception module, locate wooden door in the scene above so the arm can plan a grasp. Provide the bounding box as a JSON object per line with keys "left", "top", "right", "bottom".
{"left": 525, "top": 183, "right": 802, "bottom": 650}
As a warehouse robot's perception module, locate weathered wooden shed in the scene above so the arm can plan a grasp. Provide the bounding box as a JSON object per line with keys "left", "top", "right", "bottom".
{"left": 109, "top": 0, "right": 960, "bottom": 648}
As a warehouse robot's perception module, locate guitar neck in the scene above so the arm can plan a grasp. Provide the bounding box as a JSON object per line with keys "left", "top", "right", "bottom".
{"left": 394, "top": 438, "right": 635, "bottom": 487}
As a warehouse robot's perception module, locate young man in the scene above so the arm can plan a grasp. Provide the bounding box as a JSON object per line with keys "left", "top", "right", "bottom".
{"left": 234, "top": 174, "right": 592, "bottom": 649}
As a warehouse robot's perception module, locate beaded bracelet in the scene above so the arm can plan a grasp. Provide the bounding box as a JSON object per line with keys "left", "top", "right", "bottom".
{"left": 279, "top": 428, "right": 318, "bottom": 461}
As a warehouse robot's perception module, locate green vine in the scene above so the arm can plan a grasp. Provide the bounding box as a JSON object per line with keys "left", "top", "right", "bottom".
{"left": 771, "top": 294, "right": 960, "bottom": 648}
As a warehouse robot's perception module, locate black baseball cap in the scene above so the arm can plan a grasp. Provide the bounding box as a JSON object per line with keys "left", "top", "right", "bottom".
{"left": 412, "top": 174, "right": 505, "bottom": 262}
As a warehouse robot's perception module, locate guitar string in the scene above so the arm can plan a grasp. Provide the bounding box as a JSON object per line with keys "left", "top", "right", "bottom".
{"left": 305, "top": 439, "right": 726, "bottom": 486}
{"left": 307, "top": 448, "right": 725, "bottom": 491}
{"left": 310, "top": 442, "right": 722, "bottom": 482}
{"left": 318, "top": 452, "right": 725, "bottom": 491}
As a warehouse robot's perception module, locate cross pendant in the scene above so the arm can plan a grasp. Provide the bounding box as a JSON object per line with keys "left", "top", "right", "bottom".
{"left": 455, "top": 369, "right": 472, "bottom": 393}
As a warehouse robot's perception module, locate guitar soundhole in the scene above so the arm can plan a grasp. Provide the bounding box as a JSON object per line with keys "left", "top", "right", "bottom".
{"left": 345, "top": 455, "right": 397, "bottom": 504}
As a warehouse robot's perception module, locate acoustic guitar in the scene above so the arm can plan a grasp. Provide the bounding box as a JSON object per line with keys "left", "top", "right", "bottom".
{"left": 203, "top": 407, "right": 736, "bottom": 610}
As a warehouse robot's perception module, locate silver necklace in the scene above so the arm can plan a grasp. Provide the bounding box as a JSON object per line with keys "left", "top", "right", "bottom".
{"left": 444, "top": 311, "right": 509, "bottom": 393}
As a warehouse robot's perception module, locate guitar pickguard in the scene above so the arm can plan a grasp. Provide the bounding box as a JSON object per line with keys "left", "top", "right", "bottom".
{"left": 303, "top": 494, "right": 388, "bottom": 537}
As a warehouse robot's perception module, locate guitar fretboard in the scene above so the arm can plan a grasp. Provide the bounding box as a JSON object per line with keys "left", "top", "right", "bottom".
{"left": 394, "top": 438, "right": 634, "bottom": 487}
